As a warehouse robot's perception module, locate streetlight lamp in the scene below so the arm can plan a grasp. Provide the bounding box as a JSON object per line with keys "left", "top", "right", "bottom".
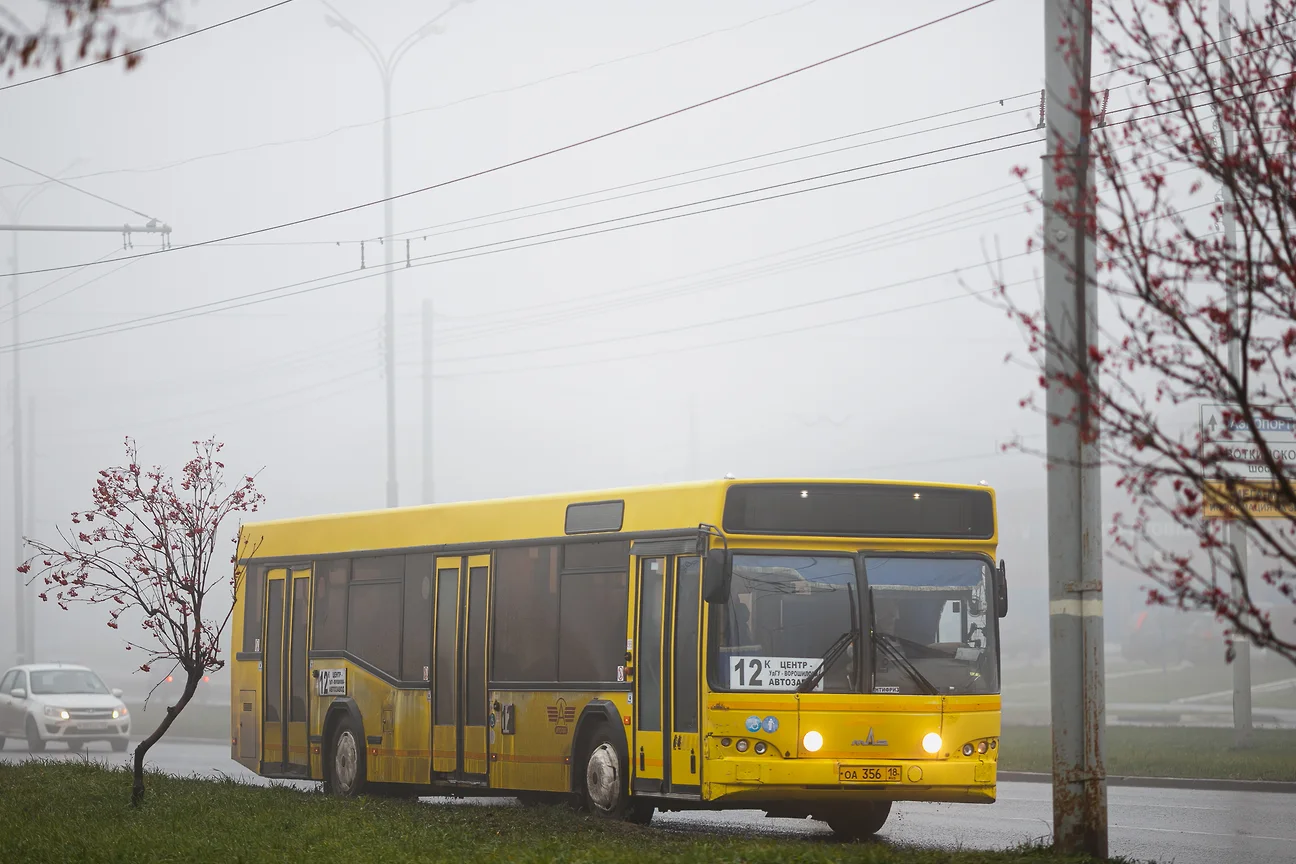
{"left": 2, "top": 157, "right": 85, "bottom": 666}
{"left": 322, "top": 0, "right": 470, "bottom": 509}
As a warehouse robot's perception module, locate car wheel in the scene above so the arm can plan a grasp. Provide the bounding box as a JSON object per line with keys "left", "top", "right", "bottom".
{"left": 25, "top": 717, "right": 46, "bottom": 753}
{"left": 579, "top": 724, "right": 652, "bottom": 824}
{"left": 820, "top": 800, "right": 892, "bottom": 841}
{"left": 111, "top": 738, "right": 129, "bottom": 753}
{"left": 325, "top": 715, "right": 366, "bottom": 798}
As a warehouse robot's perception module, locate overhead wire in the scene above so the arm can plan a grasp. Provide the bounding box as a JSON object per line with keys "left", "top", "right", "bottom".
{"left": 0, "top": 134, "right": 1041, "bottom": 355}
{"left": 0, "top": 0, "right": 830, "bottom": 188}
{"left": 0, "top": 0, "right": 1006, "bottom": 280}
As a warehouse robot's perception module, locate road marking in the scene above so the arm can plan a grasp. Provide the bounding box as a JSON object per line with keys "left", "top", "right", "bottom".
{"left": 1114, "top": 823, "right": 1295, "bottom": 842}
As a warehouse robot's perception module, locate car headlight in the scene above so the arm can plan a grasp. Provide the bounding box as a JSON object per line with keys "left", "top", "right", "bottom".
{"left": 112, "top": 707, "right": 128, "bottom": 720}
{"left": 43, "top": 706, "right": 70, "bottom": 720}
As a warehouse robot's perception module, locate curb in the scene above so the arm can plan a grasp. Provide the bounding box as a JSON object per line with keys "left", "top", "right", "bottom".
{"left": 998, "top": 771, "right": 1296, "bottom": 794}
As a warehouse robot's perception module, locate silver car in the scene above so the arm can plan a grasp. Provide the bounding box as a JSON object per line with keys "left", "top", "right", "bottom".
{"left": 0, "top": 663, "right": 131, "bottom": 752}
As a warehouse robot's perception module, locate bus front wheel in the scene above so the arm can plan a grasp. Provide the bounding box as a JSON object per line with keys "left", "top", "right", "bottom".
{"left": 326, "top": 715, "right": 366, "bottom": 798}
{"left": 580, "top": 725, "right": 652, "bottom": 824}
{"left": 820, "top": 800, "right": 891, "bottom": 842}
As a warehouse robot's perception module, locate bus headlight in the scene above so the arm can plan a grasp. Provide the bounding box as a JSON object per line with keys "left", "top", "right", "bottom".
{"left": 803, "top": 731, "right": 823, "bottom": 752}
{"left": 922, "top": 733, "right": 942, "bottom": 754}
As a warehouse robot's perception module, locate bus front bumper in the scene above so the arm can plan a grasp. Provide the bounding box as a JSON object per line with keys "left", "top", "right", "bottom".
{"left": 703, "top": 756, "right": 998, "bottom": 805}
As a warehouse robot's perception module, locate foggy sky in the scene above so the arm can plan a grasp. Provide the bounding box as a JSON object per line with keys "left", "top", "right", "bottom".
{"left": 1, "top": 0, "right": 1212, "bottom": 684}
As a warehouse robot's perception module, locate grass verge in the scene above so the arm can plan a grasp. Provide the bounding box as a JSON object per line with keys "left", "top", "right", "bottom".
{"left": 999, "top": 725, "right": 1296, "bottom": 781}
{"left": 0, "top": 761, "right": 1142, "bottom": 864}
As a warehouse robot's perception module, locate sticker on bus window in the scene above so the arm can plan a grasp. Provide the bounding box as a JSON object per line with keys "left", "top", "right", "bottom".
{"left": 316, "top": 668, "right": 346, "bottom": 697}
{"left": 616, "top": 666, "right": 625, "bottom": 682}
{"left": 423, "top": 666, "right": 430, "bottom": 681}
{"left": 728, "top": 656, "right": 823, "bottom": 691}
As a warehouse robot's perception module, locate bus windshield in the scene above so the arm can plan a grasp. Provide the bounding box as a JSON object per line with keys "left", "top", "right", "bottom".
{"left": 714, "top": 555, "right": 859, "bottom": 693}
{"left": 864, "top": 556, "right": 999, "bottom": 695}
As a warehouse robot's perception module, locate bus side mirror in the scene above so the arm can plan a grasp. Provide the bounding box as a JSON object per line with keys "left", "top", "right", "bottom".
{"left": 995, "top": 560, "right": 1008, "bottom": 618}
{"left": 702, "top": 548, "right": 729, "bottom": 604}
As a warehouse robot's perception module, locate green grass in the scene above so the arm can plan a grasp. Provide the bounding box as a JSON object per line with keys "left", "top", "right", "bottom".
{"left": 0, "top": 762, "right": 1144, "bottom": 864}
{"left": 999, "top": 725, "right": 1296, "bottom": 781}
{"left": 125, "top": 702, "right": 229, "bottom": 742}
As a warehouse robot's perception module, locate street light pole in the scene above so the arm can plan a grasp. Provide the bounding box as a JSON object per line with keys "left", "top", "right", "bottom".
{"left": 2, "top": 159, "right": 81, "bottom": 666}
{"left": 323, "top": 0, "right": 470, "bottom": 509}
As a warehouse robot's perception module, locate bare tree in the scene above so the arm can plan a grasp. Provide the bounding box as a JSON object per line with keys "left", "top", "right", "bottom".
{"left": 991, "top": 0, "right": 1296, "bottom": 665}
{"left": 19, "top": 437, "right": 263, "bottom": 805}
{"left": 1, "top": 1, "right": 180, "bottom": 78}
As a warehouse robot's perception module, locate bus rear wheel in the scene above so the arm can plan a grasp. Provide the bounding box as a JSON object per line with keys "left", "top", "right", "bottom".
{"left": 580, "top": 725, "right": 652, "bottom": 825}
{"left": 820, "top": 800, "right": 892, "bottom": 842}
{"left": 325, "top": 715, "right": 366, "bottom": 798}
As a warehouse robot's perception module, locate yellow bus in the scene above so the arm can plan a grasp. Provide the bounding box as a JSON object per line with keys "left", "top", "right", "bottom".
{"left": 229, "top": 478, "right": 1007, "bottom": 839}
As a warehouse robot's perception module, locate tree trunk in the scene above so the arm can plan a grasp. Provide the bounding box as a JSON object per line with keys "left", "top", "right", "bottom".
{"left": 131, "top": 668, "right": 203, "bottom": 806}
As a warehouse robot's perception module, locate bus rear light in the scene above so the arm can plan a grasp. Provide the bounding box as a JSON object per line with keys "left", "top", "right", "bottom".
{"left": 802, "top": 731, "right": 823, "bottom": 752}
{"left": 753, "top": 742, "right": 767, "bottom": 755}
{"left": 921, "top": 733, "right": 942, "bottom": 754}
{"left": 977, "top": 741, "right": 989, "bottom": 754}
{"left": 720, "top": 737, "right": 732, "bottom": 747}
{"left": 962, "top": 743, "right": 974, "bottom": 757}
{"left": 735, "top": 739, "right": 749, "bottom": 753}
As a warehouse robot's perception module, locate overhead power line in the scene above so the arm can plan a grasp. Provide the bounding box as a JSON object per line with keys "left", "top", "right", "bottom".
{"left": 1, "top": 0, "right": 1004, "bottom": 280}
{"left": 0, "top": 132, "right": 1040, "bottom": 355}
{"left": 0, "top": 0, "right": 299, "bottom": 93}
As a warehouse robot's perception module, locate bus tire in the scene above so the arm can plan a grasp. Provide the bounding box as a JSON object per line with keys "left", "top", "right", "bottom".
{"left": 325, "top": 714, "right": 366, "bottom": 798}
{"left": 579, "top": 724, "right": 652, "bottom": 824}
{"left": 821, "top": 800, "right": 891, "bottom": 841}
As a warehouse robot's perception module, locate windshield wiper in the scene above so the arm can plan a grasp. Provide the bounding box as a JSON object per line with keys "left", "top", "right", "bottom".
{"left": 871, "top": 631, "right": 940, "bottom": 696}
{"left": 797, "top": 629, "right": 858, "bottom": 693}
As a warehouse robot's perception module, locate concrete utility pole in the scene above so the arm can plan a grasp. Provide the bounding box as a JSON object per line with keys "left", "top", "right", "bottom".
{"left": 3, "top": 216, "right": 171, "bottom": 665}
{"left": 323, "top": 0, "right": 471, "bottom": 509}
{"left": 1217, "top": 0, "right": 1252, "bottom": 745}
{"left": 1042, "top": 0, "right": 1107, "bottom": 857}
{"left": 422, "top": 298, "right": 434, "bottom": 505}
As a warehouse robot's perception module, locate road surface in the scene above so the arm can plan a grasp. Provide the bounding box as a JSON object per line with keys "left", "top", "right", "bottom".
{"left": 2, "top": 740, "right": 1292, "bottom": 863}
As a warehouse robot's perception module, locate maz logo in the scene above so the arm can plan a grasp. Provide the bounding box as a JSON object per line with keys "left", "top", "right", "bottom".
{"left": 852, "top": 728, "right": 888, "bottom": 747}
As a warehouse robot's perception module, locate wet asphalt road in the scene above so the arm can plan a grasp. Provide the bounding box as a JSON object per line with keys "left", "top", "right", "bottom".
{"left": 2, "top": 739, "right": 1293, "bottom": 863}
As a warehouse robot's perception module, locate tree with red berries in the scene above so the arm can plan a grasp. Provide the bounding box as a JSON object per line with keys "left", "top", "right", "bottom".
{"left": 993, "top": 0, "right": 1296, "bottom": 665}
{"left": 20, "top": 437, "right": 263, "bottom": 804}
{"left": 1, "top": 1, "right": 179, "bottom": 78}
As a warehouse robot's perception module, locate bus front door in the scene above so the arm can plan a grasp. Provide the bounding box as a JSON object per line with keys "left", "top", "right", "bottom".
{"left": 262, "top": 564, "right": 312, "bottom": 776}
{"left": 432, "top": 555, "right": 490, "bottom": 785}
{"left": 634, "top": 555, "right": 704, "bottom": 796}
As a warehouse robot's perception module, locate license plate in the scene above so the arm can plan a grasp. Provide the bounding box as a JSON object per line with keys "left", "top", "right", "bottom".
{"left": 839, "top": 765, "right": 901, "bottom": 783}
{"left": 81, "top": 723, "right": 104, "bottom": 730}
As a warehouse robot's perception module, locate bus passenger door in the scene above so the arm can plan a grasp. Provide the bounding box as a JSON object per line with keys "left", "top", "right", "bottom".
{"left": 431, "top": 557, "right": 462, "bottom": 777}
{"left": 458, "top": 555, "right": 490, "bottom": 783}
{"left": 634, "top": 556, "right": 667, "bottom": 790}
{"left": 669, "top": 556, "right": 702, "bottom": 794}
{"left": 262, "top": 565, "right": 312, "bottom": 775}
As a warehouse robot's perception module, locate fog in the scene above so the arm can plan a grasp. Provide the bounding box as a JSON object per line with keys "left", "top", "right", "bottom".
{"left": 0, "top": 0, "right": 1235, "bottom": 695}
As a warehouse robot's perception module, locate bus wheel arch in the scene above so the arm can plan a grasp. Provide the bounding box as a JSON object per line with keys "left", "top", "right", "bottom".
{"left": 573, "top": 704, "right": 651, "bottom": 824}
{"left": 322, "top": 698, "right": 367, "bottom": 797}
{"left": 569, "top": 700, "right": 622, "bottom": 795}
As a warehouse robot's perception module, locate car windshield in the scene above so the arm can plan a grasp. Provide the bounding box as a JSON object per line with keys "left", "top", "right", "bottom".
{"left": 713, "top": 555, "right": 858, "bottom": 692}
{"left": 865, "top": 556, "right": 999, "bottom": 695}
{"left": 28, "top": 669, "right": 110, "bottom": 695}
